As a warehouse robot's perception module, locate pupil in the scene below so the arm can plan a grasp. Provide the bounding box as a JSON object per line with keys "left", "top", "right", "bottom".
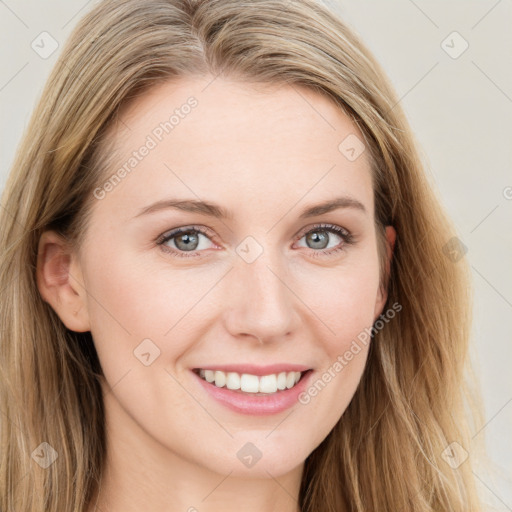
{"left": 176, "top": 231, "right": 198, "bottom": 251}
{"left": 308, "top": 230, "right": 328, "bottom": 249}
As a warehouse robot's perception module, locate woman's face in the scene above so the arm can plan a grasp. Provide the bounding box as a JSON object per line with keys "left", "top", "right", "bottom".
{"left": 62, "top": 76, "right": 392, "bottom": 478}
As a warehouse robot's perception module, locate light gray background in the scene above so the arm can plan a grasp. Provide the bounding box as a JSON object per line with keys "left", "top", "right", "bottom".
{"left": 1, "top": 0, "right": 511, "bottom": 508}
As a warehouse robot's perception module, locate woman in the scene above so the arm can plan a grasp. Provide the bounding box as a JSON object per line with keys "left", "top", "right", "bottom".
{"left": 0, "top": 0, "right": 486, "bottom": 510}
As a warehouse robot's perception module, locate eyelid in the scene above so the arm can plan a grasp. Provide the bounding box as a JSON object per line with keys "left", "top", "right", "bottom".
{"left": 293, "top": 222, "right": 350, "bottom": 241}
{"left": 156, "top": 222, "right": 354, "bottom": 258}
{"left": 155, "top": 224, "right": 218, "bottom": 245}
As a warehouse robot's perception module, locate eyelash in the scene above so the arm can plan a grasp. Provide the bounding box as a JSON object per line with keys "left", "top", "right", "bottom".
{"left": 156, "top": 223, "right": 354, "bottom": 259}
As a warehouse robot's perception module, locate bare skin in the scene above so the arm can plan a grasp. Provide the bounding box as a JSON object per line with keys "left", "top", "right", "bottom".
{"left": 37, "top": 75, "right": 395, "bottom": 512}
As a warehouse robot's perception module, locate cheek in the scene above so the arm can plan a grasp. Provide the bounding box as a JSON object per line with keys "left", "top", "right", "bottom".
{"left": 322, "top": 275, "right": 379, "bottom": 334}
{"left": 292, "top": 254, "right": 381, "bottom": 435}
{"left": 301, "top": 253, "right": 382, "bottom": 352}
{"left": 81, "top": 245, "right": 227, "bottom": 367}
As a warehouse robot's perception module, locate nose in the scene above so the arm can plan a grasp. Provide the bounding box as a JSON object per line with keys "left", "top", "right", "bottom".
{"left": 223, "top": 252, "right": 301, "bottom": 345}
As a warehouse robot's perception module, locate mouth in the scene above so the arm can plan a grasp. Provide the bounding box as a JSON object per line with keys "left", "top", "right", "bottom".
{"left": 192, "top": 368, "right": 311, "bottom": 395}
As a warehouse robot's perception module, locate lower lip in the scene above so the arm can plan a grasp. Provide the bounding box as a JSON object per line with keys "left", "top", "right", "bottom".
{"left": 192, "top": 370, "right": 313, "bottom": 415}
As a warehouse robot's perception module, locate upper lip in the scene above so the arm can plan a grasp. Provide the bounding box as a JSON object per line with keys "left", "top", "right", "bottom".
{"left": 193, "top": 364, "right": 312, "bottom": 376}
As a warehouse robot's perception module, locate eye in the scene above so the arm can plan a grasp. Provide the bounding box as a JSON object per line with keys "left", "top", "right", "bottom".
{"left": 294, "top": 223, "right": 354, "bottom": 258}
{"left": 156, "top": 225, "right": 218, "bottom": 258}
{"left": 156, "top": 223, "right": 354, "bottom": 259}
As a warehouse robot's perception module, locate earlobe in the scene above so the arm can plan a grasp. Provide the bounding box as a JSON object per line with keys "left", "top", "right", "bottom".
{"left": 374, "top": 225, "right": 397, "bottom": 318}
{"left": 36, "top": 230, "right": 90, "bottom": 332}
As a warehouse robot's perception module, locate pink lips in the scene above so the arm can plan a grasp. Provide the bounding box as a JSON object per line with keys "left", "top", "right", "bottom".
{"left": 191, "top": 366, "right": 313, "bottom": 416}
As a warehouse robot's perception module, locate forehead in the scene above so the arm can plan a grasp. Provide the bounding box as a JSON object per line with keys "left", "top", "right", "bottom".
{"left": 95, "top": 76, "right": 374, "bottom": 221}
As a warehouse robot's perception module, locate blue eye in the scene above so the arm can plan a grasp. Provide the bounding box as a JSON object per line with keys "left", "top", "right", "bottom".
{"left": 156, "top": 225, "right": 216, "bottom": 258}
{"left": 156, "top": 223, "right": 354, "bottom": 259}
{"left": 295, "top": 223, "right": 354, "bottom": 258}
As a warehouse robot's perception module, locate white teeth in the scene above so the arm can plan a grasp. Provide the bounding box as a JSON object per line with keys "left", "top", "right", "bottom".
{"left": 226, "top": 372, "right": 241, "bottom": 390}
{"left": 276, "top": 372, "right": 287, "bottom": 390}
{"left": 214, "top": 371, "right": 226, "bottom": 388}
{"left": 286, "top": 372, "right": 296, "bottom": 389}
{"left": 259, "top": 374, "right": 277, "bottom": 393}
{"left": 197, "top": 369, "right": 304, "bottom": 394}
{"left": 240, "top": 374, "right": 260, "bottom": 393}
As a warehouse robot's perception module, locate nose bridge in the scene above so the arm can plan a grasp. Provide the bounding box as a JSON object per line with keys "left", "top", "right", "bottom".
{"left": 223, "top": 244, "right": 299, "bottom": 342}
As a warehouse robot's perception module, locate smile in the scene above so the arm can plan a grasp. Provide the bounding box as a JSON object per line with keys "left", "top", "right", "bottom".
{"left": 194, "top": 368, "right": 304, "bottom": 394}
{"left": 191, "top": 364, "right": 314, "bottom": 415}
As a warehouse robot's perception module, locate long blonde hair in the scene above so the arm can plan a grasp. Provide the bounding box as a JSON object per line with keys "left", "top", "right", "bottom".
{"left": 0, "top": 0, "right": 487, "bottom": 510}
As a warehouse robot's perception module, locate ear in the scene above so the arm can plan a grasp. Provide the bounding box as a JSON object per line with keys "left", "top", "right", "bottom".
{"left": 374, "top": 225, "right": 396, "bottom": 319}
{"left": 36, "top": 230, "right": 90, "bottom": 332}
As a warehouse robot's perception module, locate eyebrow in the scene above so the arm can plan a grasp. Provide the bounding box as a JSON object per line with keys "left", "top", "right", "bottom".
{"left": 134, "top": 195, "right": 367, "bottom": 220}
